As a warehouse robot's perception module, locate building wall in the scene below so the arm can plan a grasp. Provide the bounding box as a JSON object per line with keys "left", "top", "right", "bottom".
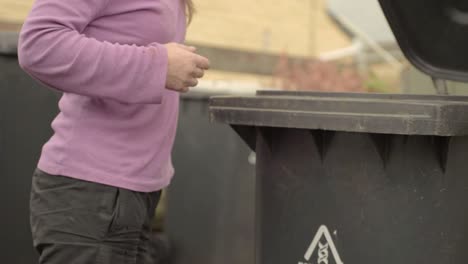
{"left": 0, "top": 0, "right": 33, "bottom": 25}
{"left": 1, "top": 0, "right": 351, "bottom": 56}
{"left": 187, "top": 0, "right": 350, "bottom": 56}
{"left": 1, "top": 0, "right": 354, "bottom": 86}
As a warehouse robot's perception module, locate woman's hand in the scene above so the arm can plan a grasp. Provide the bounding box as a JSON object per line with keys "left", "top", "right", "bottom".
{"left": 165, "top": 43, "right": 210, "bottom": 93}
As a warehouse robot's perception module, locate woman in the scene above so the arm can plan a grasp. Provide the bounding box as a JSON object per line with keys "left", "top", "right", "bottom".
{"left": 18, "top": 0, "right": 209, "bottom": 263}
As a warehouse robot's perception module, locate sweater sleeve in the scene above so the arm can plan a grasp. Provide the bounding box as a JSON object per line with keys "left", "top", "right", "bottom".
{"left": 18, "top": 0, "right": 168, "bottom": 104}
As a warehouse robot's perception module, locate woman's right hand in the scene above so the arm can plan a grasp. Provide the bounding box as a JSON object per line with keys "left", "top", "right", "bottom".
{"left": 164, "top": 43, "right": 210, "bottom": 93}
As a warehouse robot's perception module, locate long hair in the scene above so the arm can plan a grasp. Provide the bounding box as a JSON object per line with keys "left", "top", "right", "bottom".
{"left": 185, "top": 0, "right": 195, "bottom": 24}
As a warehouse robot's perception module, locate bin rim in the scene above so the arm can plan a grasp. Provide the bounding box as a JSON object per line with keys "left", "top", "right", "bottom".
{"left": 182, "top": 85, "right": 271, "bottom": 100}
{"left": 209, "top": 91, "right": 468, "bottom": 136}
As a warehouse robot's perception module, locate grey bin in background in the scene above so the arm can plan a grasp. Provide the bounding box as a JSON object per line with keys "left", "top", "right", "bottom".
{"left": 166, "top": 90, "right": 256, "bottom": 264}
{"left": 0, "top": 32, "right": 61, "bottom": 264}
{"left": 0, "top": 31, "right": 255, "bottom": 263}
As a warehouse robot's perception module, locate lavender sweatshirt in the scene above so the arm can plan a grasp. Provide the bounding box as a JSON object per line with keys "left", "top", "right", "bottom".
{"left": 18, "top": 0, "right": 187, "bottom": 192}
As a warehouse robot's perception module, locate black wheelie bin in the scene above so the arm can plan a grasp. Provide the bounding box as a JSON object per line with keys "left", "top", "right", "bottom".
{"left": 209, "top": 1, "right": 468, "bottom": 263}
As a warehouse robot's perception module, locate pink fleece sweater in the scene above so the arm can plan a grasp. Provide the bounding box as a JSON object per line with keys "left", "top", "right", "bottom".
{"left": 18, "top": 0, "right": 187, "bottom": 192}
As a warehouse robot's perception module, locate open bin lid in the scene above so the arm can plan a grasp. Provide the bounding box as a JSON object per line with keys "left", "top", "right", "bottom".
{"left": 379, "top": 0, "right": 468, "bottom": 82}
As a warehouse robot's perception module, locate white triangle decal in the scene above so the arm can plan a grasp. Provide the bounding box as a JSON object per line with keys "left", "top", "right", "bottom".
{"left": 303, "top": 225, "right": 344, "bottom": 264}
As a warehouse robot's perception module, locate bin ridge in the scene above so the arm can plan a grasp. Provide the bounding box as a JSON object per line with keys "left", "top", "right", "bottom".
{"left": 210, "top": 93, "right": 468, "bottom": 136}
{"left": 431, "top": 136, "right": 451, "bottom": 173}
{"left": 370, "top": 134, "right": 392, "bottom": 168}
{"left": 310, "top": 130, "right": 335, "bottom": 162}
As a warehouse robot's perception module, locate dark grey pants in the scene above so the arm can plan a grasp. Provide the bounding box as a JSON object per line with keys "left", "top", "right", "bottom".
{"left": 30, "top": 169, "right": 161, "bottom": 264}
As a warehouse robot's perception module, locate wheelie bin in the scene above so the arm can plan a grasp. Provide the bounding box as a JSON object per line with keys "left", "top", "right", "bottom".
{"left": 209, "top": 1, "right": 468, "bottom": 263}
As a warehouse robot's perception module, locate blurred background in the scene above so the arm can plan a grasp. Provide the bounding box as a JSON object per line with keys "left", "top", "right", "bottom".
{"left": 5, "top": 0, "right": 468, "bottom": 94}
{"left": 1, "top": 1, "right": 467, "bottom": 264}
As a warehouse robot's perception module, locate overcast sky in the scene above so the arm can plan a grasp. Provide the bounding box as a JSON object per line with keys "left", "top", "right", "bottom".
{"left": 327, "top": 0, "right": 396, "bottom": 43}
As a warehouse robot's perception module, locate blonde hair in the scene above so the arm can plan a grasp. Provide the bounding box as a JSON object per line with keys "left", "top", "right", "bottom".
{"left": 185, "top": 0, "right": 195, "bottom": 24}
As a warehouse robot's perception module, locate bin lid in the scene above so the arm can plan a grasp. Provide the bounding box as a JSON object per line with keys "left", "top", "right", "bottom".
{"left": 379, "top": 0, "right": 468, "bottom": 82}
{"left": 210, "top": 91, "right": 468, "bottom": 136}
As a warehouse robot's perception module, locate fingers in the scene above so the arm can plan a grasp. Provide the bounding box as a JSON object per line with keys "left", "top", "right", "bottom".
{"left": 194, "top": 55, "right": 210, "bottom": 70}
{"left": 175, "top": 43, "right": 210, "bottom": 69}
{"left": 165, "top": 42, "right": 209, "bottom": 94}
{"left": 184, "top": 78, "right": 198, "bottom": 88}
{"left": 177, "top": 78, "right": 198, "bottom": 94}
{"left": 192, "top": 67, "right": 205, "bottom": 78}
{"left": 179, "top": 66, "right": 203, "bottom": 93}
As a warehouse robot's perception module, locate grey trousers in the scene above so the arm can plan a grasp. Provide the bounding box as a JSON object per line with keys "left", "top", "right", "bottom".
{"left": 30, "top": 169, "right": 161, "bottom": 264}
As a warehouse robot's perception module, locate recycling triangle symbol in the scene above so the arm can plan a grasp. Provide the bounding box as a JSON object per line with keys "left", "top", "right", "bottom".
{"left": 303, "top": 225, "right": 344, "bottom": 264}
